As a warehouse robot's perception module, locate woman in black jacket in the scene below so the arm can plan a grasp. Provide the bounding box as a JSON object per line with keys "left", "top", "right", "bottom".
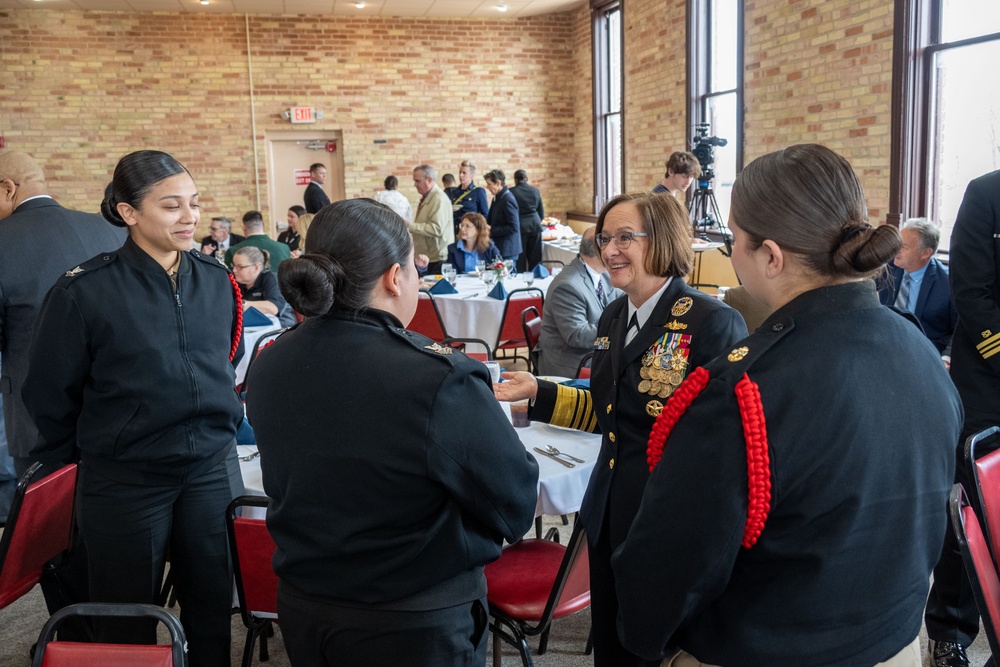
{"left": 245, "top": 198, "right": 538, "bottom": 666}
{"left": 23, "top": 150, "right": 244, "bottom": 667}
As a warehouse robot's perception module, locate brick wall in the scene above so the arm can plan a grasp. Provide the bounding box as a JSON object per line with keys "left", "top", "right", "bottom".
{"left": 0, "top": 9, "right": 583, "bottom": 235}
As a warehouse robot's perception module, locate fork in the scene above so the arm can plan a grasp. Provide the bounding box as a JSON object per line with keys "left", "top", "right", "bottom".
{"left": 545, "top": 445, "right": 585, "bottom": 464}
{"left": 240, "top": 450, "right": 260, "bottom": 462}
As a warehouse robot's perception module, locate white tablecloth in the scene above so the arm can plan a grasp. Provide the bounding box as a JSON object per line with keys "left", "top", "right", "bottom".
{"left": 238, "top": 405, "right": 599, "bottom": 519}
{"left": 428, "top": 274, "right": 553, "bottom": 344}
{"left": 542, "top": 240, "right": 579, "bottom": 266}
{"left": 235, "top": 315, "right": 282, "bottom": 385}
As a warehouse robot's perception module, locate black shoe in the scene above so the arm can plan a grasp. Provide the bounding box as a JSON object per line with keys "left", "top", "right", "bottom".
{"left": 930, "top": 640, "right": 970, "bottom": 667}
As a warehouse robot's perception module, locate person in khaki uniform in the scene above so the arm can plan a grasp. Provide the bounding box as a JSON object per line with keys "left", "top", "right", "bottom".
{"left": 409, "top": 164, "right": 453, "bottom": 275}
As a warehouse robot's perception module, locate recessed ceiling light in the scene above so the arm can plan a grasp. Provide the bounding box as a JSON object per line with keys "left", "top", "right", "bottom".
{"left": 497, "top": 4, "right": 508, "bottom": 11}
{"left": 200, "top": 0, "right": 209, "bottom": 4}
{"left": 355, "top": 1, "right": 365, "bottom": 7}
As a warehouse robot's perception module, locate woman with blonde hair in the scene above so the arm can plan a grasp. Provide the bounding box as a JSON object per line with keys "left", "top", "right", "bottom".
{"left": 290, "top": 213, "right": 313, "bottom": 259}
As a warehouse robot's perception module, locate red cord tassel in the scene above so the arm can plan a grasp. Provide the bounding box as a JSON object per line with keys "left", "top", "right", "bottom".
{"left": 646, "top": 366, "right": 710, "bottom": 472}
{"left": 735, "top": 373, "right": 771, "bottom": 548}
{"left": 228, "top": 272, "right": 243, "bottom": 362}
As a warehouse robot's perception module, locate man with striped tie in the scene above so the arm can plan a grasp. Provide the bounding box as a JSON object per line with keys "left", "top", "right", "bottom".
{"left": 537, "top": 227, "right": 622, "bottom": 378}
{"left": 925, "top": 169, "right": 1000, "bottom": 667}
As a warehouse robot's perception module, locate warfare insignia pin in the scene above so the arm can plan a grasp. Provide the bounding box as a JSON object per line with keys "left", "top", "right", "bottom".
{"left": 727, "top": 346, "right": 749, "bottom": 362}
{"left": 646, "top": 400, "right": 663, "bottom": 417}
{"left": 65, "top": 266, "right": 84, "bottom": 277}
{"left": 670, "top": 297, "right": 693, "bottom": 317}
{"left": 984, "top": 330, "right": 994, "bottom": 340}
{"left": 594, "top": 336, "right": 611, "bottom": 350}
{"left": 664, "top": 319, "right": 688, "bottom": 331}
{"left": 424, "top": 343, "right": 454, "bottom": 355}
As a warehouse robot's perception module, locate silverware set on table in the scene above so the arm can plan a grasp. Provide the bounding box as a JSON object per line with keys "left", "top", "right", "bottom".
{"left": 532, "top": 445, "right": 586, "bottom": 468}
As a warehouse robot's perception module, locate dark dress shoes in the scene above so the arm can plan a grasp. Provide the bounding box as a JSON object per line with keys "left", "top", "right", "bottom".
{"left": 930, "top": 640, "right": 970, "bottom": 667}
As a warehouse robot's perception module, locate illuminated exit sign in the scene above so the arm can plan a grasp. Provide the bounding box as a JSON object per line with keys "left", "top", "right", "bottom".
{"left": 290, "top": 107, "right": 315, "bottom": 124}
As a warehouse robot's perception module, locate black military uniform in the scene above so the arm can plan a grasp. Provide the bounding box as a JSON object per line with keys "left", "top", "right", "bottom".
{"left": 238, "top": 269, "right": 296, "bottom": 327}
{"left": 277, "top": 229, "right": 300, "bottom": 252}
{"left": 23, "top": 238, "right": 244, "bottom": 667}
{"left": 927, "top": 169, "right": 1000, "bottom": 653}
{"left": 614, "top": 281, "right": 962, "bottom": 665}
{"left": 531, "top": 279, "right": 747, "bottom": 667}
{"left": 245, "top": 308, "right": 539, "bottom": 666}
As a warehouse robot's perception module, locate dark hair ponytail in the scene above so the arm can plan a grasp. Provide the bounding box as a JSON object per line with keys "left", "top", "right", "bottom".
{"left": 102, "top": 150, "right": 191, "bottom": 228}
{"left": 278, "top": 199, "right": 412, "bottom": 317}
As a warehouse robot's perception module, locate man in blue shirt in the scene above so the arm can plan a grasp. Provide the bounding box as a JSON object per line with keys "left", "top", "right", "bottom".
{"left": 878, "top": 218, "right": 957, "bottom": 357}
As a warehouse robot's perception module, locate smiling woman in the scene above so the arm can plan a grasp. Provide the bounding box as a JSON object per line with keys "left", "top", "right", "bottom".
{"left": 22, "top": 149, "right": 245, "bottom": 667}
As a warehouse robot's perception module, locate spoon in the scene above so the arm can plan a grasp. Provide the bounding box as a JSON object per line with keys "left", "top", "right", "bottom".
{"left": 545, "top": 445, "right": 585, "bottom": 463}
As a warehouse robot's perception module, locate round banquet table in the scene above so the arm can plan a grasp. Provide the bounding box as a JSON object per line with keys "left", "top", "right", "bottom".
{"left": 426, "top": 273, "right": 554, "bottom": 343}
{"left": 235, "top": 314, "right": 282, "bottom": 386}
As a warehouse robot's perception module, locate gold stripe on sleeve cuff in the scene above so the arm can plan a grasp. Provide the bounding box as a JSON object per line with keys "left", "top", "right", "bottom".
{"left": 550, "top": 384, "right": 599, "bottom": 433}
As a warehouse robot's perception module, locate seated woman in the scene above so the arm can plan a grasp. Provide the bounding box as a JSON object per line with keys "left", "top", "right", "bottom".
{"left": 244, "top": 198, "right": 538, "bottom": 667}
{"left": 289, "top": 213, "right": 313, "bottom": 259}
{"left": 613, "top": 145, "right": 962, "bottom": 665}
{"left": 446, "top": 212, "right": 501, "bottom": 273}
{"left": 232, "top": 246, "right": 296, "bottom": 327}
{"left": 278, "top": 205, "right": 305, "bottom": 253}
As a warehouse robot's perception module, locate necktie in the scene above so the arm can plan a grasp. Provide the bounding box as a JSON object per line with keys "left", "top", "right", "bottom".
{"left": 625, "top": 313, "right": 639, "bottom": 346}
{"left": 894, "top": 274, "right": 911, "bottom": 311}
{"left": 596, "top": 280, "right": 607, "bottom": 308}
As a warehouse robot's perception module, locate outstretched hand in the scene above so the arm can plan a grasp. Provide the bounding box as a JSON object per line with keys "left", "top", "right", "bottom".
{"left": 493, "top": 371, "right": 538, "bottom": 402}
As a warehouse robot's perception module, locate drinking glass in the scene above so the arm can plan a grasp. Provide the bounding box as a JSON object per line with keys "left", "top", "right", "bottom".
{"left": 523, "top": 272, "right": 535, "bottom": 287}
{"left": 475, "top": 260, "right": 486, "bottom": 277}
{"left": 482, "top": 271, "right": 496, "bottom": 288}
{"left": 504, "top": 259, "right": 515, "bottom": 277}
{"left": 445, "top": 268, "right": 458, "bottom": 286}
{"left": 441, "top": 263, "right": 453, "bottom": 277}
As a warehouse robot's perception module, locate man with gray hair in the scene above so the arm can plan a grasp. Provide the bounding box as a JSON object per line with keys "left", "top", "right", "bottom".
{"left": 199, "top": 216, "right": 244, "bottom": 258}
{"left": 536, "top": 227, "right": 622, "bottom": 377}
{"left": 410, "top": 164, "right": 453, "bottom": 274}
{"left": 878, "top": 217, "right": 957, "bottom": 356}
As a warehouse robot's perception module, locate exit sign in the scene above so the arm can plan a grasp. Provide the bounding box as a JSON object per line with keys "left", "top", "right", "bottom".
{"left": 290, "top": 107, "right": 315, "bottom": 124}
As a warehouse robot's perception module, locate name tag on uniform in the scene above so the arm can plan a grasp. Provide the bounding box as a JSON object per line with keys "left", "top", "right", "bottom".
{"left": 594, "top": 336, "right": 611, "bottom": 350}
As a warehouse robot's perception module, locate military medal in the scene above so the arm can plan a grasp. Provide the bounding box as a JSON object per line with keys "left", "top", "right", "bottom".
{"left": 594, "top": 336, "right": 611, "bottom": 350}
{"left": 646, "top": 400, "right": 663, "bottom": 417}
{"left": 638, "top": 379, "right": 651, "bottom": 393}
{"left": 670, "top": 297, "right": 693, "bottom": 317}
{"left": 638, "top": 332, "right": 692, "bottom": 398}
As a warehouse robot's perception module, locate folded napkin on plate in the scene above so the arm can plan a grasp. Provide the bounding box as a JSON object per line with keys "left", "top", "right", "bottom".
{"left": 532, "top": 264, "right": 550, "bottom": 279}
{"left": 486, "top": 282, "right": 509, "bottom": 300}
{"left": 427, "top": 279, "right": 458, "bottom": 295}
{"left": 243, "top": 306, "right": 273, "bottom": 327}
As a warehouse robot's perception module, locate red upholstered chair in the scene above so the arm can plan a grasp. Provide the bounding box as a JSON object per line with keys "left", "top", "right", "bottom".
{"left": 227, "top": 495, "right": 281, "bottom": 667}
{"left": 408, "top": 290, "right": 449, "bottom": 342}
{"left": 575, "top": 352, "right": 594, "bottom": 380}
{"left": 520, "top": 306, "right": 542, "bottom": 374}
{"left": 31, "top": 603, "right": 187, "bottom": 667}
{"left": 0, "top": 463, "right": 78, "bottom": 610}
{"left": 951, "top": 484, "right": 1000, "bottom": 661}
{"left": 967, "top": 426, "right": 1000, "bottom": 564}
{"left": 237, "top": 328, "right": 285, "bottom": 396}
{"left": 485, "top": 522, "right": 591, "bottom": 667}
{"left": 494, "top": 288, "right": 544, "bottom": 369}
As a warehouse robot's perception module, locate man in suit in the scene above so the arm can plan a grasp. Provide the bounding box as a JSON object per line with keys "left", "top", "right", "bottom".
{"left": 198, "top": 216, "right": 244, "bottom": 259}
{"left": 926, "top": 170, "right": 1000, "bottom": 667}
{"left": 304, "top": 163, "right": 331, "bottom": 214}
{"left": 0, "top": 151, "right": 126, "bottom": 478}
{"left": 224, "top": 210, "right": 291, "bottom": 270}
{"left": 536, "top": 228, "right": 621, "bottom": 377}
{"left": 877, "top": 217, "right": 956, "bottom": 356}
{"left": 510, "top": 169, "right": 545, "bottom": 273}
{"left": 409, "top": 164, "right": 453, "bottom": 275}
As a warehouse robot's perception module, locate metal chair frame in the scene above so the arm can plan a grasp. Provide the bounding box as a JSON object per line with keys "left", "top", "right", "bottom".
{"left": 227, "top": 495, "right": 280, "bottom": 667}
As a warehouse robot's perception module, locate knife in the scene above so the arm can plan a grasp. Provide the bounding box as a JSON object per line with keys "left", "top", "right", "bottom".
{"left": 533, "top": 447, "right": 575, "bottom": 468}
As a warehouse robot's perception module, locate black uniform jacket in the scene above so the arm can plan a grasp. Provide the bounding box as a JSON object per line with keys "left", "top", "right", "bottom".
{"left": 239, "top": 270, "right": 296, "bottom": 327}
{"left": 950, "top": 169, "right": 1000, "bottom": 414}
{"left": 304, "top": 182, "right": 331, "bottom": 214}
{"left": 22, "top": 239, "right": 244, "bottom": 484}
{"left": 614, "top": 281, "right": 962, "bottom": 665}
{"left": 245, "top": 308, "right": 539, "bottom": 609}
{"left": 510, "top": 183, "right": 545, "bottom": 234}
{"left": 532, "top": 279, "right": 748, "bottom": 549}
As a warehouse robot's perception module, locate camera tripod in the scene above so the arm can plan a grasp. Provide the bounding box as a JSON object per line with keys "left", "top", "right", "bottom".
{"left": 688, "top": 179, "right": 727, "bottom": 243}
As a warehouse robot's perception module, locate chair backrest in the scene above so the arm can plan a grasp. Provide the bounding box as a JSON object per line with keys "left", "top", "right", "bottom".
{"left": 227, "top": 495, "right": 279, "bottom": 623}
{"left": 951, "top": 483, "right": 1000, "bottom": 658}
{"left": 33, "top": 602, "right": 187, "bottom": 667}
{"left": 575, "top": 351, "right": 594, "bottom": 380}
{"left": 408, "top": 290, "right": 449, "bottom": 342}
{"left": 239, "top": 328, "right": 285, "bottom": 395}
{"left": 968, "top": 426, "right": 1000, "bottom": 564}
{"left": 442, "top": 337, "right": 494, "bottom": 361}
{"left": 544, "top": 521, "right": 590, "bottom": 621}
{"left": 0, "top": 463, "right": 78, "bottom": 609}
{"left": 521, "top": 306, "right": 542, "bottom": 351}
{"left": 496, "top": 288, "right": 544, "bottom": 349}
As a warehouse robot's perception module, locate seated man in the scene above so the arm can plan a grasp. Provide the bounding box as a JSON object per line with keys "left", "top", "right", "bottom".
{"left": 199, "top": 216, "right": 244, "bottom": 258}
{"left": 224, "top": 210, "right": 291, "bottom": 270}
{"left": 877, "top": 217, "right": 957, "bottom": 357}
{"left": 536, "top": 228, "right": 622, "bottom": 377}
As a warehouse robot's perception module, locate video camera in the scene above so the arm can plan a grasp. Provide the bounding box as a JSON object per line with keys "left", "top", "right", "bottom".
{"left": 691, "top": 122, "right": 727, "bottom": 183}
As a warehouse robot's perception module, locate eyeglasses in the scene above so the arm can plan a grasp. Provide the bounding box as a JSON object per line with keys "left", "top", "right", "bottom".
{"left": 209, "top": 226, "right": 225, "bottom": 232}
{"left": 596, "top": 231, "right": 649, "bottom": 250}
{"left": 233, "top": 263, "right": 258, "bottom": 271}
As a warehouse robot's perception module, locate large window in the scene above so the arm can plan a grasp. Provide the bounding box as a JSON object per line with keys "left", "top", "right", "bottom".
{"left": 893, "top": 0, "right": 1000, "bottom": 251}
{"left": 593, "top": 1, "right": 623, "bottom": 212}
{"left": 688, "top": 0, "right": 742, "bottom": 227}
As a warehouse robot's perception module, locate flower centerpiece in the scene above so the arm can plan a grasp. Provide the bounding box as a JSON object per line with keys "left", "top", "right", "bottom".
{"left": 490, "top": 258, "right": 508, "bottom": 283}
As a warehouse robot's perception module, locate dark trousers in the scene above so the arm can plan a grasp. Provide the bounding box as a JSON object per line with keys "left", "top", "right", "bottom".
{"left": 79, "top": 454, "right": 235, "bottom": 667}
{"left": 278, "top": 581, "right": 489, "bottom": 667}
{"left": 590, "top": 527, "right": 660, "bottom": 667}
{"left": 925, "top": 405, "right": 993, "bottom": 646}
{"left": 517, "top": 230, "right": 542, "bottom": 273}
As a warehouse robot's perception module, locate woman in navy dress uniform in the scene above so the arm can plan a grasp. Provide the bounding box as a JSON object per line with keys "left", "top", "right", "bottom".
{"left": 497, "top": 191, "right": 748, "bottom": 667}
{"left": 23, "top": 150, "right": 245, "bottom": 666}
{"left": 245, "top": 199, "right": 538, "bottom": 667}
{"left": 614, "top": 145, "right": 962, "bottom": 666}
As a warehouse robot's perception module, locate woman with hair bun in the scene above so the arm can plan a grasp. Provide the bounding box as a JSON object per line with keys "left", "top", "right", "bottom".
{"left": 23, "top": 150, "right": 245, "bottom": 666}
{"left": 245, "top": 198, "right": 538, "bottom": 666}
{"left": 614, "top": 144, "right": 963, "bottom": 666}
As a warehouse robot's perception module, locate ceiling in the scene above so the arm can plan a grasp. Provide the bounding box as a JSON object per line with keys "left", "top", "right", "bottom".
{"left": 0, "top": 0, "right": 586, "bottom": 17}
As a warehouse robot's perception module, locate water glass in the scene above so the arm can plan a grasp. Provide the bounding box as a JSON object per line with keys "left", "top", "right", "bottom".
{"left": 445, "top": 268, "right": 458, "bottom": 286}
{"left": 475, "top": 260, "right": 486, "bottom": 276}
{"left": 523, "top": 272, "right": 535, "bottom": 287}
{"left": 482, "top": 271, "right": 496, "bottom": 288}
{"left": 441, "top": 263, "right": 454, "bottom": 277}
{"left": 504, "top": 259, "right": 515, "bottom": 277}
